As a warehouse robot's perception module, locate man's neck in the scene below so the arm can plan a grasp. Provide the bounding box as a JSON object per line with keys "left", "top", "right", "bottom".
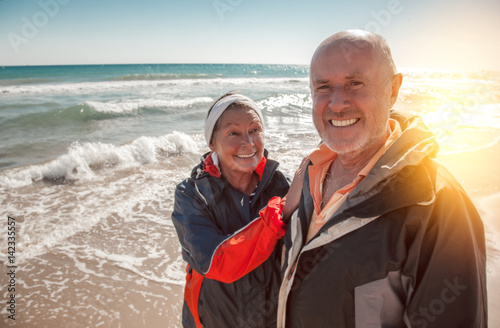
{"left": 321, "top": 136, "right": 388, "bottom": 209}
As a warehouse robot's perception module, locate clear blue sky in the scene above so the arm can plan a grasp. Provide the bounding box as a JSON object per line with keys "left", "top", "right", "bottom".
{"left": 1, "top": 0, "right": 499, "bottom": 71}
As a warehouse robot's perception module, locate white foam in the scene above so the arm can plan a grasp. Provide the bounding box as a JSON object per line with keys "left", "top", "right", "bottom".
{"left": 257, "top": 93, "right": 312, "bottom": 112}
{"left": 0, "top": 131, "right": 199, "bottom": 189}
{"left": 84, "top": 97, "right": 214, "bottom": 114}
{"left": 0, "top": 77, "right": 309, "bottom": 95}
{"left": 50, "top": 239, "right": 185, "bottom": 285}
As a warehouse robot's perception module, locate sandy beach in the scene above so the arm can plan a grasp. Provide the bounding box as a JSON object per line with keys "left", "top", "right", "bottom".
{"left": 1, "top": 204, "right": 186, "bottom": 328}
{"left": 0, "top": 158, "right": 192, "bottom": 327}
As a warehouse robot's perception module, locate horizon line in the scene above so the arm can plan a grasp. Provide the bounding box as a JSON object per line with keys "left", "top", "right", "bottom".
{"left": 1, "top": 63, "right": 499, "bottom": 74}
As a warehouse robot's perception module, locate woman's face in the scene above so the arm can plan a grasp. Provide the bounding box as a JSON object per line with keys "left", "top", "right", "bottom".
{"left": 209, "top": 106, "right": 265, "bottom": 178}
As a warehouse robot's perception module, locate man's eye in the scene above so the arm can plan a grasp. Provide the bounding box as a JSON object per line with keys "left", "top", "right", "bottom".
{"left": 315, "top": 85, "right": 330, "bottom": 92}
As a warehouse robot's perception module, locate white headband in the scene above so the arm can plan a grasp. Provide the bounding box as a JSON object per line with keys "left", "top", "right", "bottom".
{"left": 204, "top": 94, "right": 264, "bottom": 146}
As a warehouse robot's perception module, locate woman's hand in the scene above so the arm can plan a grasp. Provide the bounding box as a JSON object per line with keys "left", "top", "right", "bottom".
{"left": 282, "top": 156, "right": 309, "bottom": 223}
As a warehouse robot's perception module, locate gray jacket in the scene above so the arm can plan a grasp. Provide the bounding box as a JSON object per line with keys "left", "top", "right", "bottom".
{"left": 278, "top": 112, "right": 487, "bottom": 327}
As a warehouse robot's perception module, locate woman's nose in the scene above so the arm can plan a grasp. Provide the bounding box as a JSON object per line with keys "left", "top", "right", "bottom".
{"left": 240, "top": 132, "right": 254, "bottom": 146}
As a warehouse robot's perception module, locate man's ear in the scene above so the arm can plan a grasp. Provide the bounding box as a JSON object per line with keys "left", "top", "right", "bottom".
{"left": 390, "top": 73, "right": 403, "bottom": 106}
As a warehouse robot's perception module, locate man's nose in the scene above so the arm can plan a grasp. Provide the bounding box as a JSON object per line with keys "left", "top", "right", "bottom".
{"left": 328, "top": 86, "right": 350, "bottom": 112}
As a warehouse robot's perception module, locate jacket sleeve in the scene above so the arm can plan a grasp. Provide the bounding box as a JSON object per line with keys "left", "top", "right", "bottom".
{"left": 403, "top": 177, "right": 487, "bottom": 327}
{"left": 172, "top": 180, "right": 286, "bottom": 284}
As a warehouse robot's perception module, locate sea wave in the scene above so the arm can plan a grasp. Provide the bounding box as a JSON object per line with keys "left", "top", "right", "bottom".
{"left": 0, "top": 77, "right": 310, "bottom": 95}
{"left": 84, "top": 96, "right": 214, "bottom": 114}
{"left": 0, "top": 77, "right": 58, "bottom": 87}
{"left": 257, "top": 93, "right": 312, "bottom": 112}
{"left": 0, "top": 131, "right": 199, "bottom": 189}
{"left": 1, "top": 97, "right": 214, "bottom": 128}
{"left": 110, "top": 73, "right": 222, "bottom": 81}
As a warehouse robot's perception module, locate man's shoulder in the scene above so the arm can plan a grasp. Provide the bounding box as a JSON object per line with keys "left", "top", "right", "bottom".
{"left": 423, "top": 157, "right": 467, "bottom": 193}
{"left": 421, "top": 158, "right": 479, "bottom": 218}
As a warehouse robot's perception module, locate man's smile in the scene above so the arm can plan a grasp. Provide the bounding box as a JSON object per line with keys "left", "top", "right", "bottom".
{"left": 330, "top": 118, "right": 360, "bottom": 127}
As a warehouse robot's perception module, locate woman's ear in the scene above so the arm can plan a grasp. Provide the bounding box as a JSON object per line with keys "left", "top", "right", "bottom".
{"left": 208, "top": 139, "right": 216, "bottom": 152}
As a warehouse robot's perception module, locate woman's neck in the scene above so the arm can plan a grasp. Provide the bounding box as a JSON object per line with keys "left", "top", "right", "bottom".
{"left": 223, "top": 171, "right": 258, "bottom": 195}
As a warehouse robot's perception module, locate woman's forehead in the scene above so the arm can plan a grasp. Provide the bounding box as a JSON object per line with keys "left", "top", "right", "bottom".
{"left": 217, "top": 107, "right": 262, "bottom": 126}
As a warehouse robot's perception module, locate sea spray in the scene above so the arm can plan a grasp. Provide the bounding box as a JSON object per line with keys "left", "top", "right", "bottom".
{"left": 0, "top": 131, "right": 199, "bottom": 188}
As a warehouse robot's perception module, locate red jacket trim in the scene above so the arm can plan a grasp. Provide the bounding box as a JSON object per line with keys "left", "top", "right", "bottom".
{"left": 184, "top": 265, "right": 204, "bottom": 328}
{"left": 204, "top": 196, "right": 285, "bottom": 283}
{"left": 202, "top": 152, "right": 221, "bottom": 178}
{"left": 203, "top": 152, "right": 267, "bottom": 180}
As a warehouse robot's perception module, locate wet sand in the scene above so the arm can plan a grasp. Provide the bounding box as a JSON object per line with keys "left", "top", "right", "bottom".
{"left": 1, "top": 211, "right": 185, "bottom": 327}
{"left": 0, "top": 160, "right": 189, "bottom": 327}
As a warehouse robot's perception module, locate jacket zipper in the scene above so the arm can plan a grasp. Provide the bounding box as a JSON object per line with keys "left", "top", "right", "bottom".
{"left": 287, "top": 261, "right": 297, "bottom": 280}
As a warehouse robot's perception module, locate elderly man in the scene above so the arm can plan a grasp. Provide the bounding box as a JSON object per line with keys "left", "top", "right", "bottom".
{"left": 278, "top": 30, "right": 487, "bottom": 327}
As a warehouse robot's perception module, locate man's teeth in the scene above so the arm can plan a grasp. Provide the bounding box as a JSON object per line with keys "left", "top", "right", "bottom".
{"left": 330, "top": 118, "right": 358, "bottom": 127}
{"left": 237, "top": 153, "right": 255, "bottom": 158}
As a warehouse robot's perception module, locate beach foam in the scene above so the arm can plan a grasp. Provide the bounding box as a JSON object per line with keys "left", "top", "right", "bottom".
{"left": 84, "top": 97, "right": 214, "bottom": 114}
{"left": 0, "top": 77, "right": 310, "bottom": 95}
{"left": 0, "top": 131, "right": 199, "bottom": 189}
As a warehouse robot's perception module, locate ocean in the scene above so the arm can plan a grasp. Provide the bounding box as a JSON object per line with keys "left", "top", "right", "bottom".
{"left": 1, "top": 64, "right": 499, "bottom": 327}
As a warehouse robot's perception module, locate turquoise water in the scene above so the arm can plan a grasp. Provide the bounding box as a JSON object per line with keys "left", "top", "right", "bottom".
{"left": 0, "top": 64, "right": 311, "bottom": 172}
{"left": 1, "top": 64, "right": 500, "bottom": 186}
{"left": 1, "top": 64, "right": 499, "bottom": 175}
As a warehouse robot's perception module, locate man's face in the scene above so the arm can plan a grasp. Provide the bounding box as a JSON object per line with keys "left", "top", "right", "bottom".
{"left": 310, "top": 42, "right": 397, "bottom": 157}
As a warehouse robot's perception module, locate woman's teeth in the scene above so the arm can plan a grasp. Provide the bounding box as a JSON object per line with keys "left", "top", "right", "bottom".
{"left": 236, "top": 153, "right": 255, "bottom": 158}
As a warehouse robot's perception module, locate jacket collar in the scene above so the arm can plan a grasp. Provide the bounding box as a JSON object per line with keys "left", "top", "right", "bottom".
{"left": 349, "top": 111, "right": 438, "bottom": 201}
{"left": 192, "top": 150, "right": 279, "bottom": 210}
{"left": 201, "top": 151, "right": 268, "bottom": 180}
{"left": 311, "top": 111, "right": 439, "bottom": 238}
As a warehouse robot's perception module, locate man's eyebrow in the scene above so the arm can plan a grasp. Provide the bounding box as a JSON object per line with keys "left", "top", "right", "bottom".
{"left": 310, "top": 78, "right": 329, "bottom": 85}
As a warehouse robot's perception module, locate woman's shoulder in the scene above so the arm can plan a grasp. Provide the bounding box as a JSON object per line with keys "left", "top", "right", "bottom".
{"left": 176, "top": 157, "right": 224, "bottom": 196}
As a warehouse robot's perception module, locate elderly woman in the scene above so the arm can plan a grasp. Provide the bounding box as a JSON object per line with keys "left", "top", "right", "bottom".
{"left": 172, "top": 92, "right": 299, "bottom": 328}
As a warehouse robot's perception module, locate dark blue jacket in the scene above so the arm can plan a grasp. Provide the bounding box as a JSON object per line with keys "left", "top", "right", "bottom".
{"left": 172, "top": 151, "right": 289, "bottom": 328}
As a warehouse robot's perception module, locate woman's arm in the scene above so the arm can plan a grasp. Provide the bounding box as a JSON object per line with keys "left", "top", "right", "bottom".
{"left": 282, "top": 156, "right": 309, "bottom": 223}
{"left": 172, "top": 181, "right": 286, "bottom": 284}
